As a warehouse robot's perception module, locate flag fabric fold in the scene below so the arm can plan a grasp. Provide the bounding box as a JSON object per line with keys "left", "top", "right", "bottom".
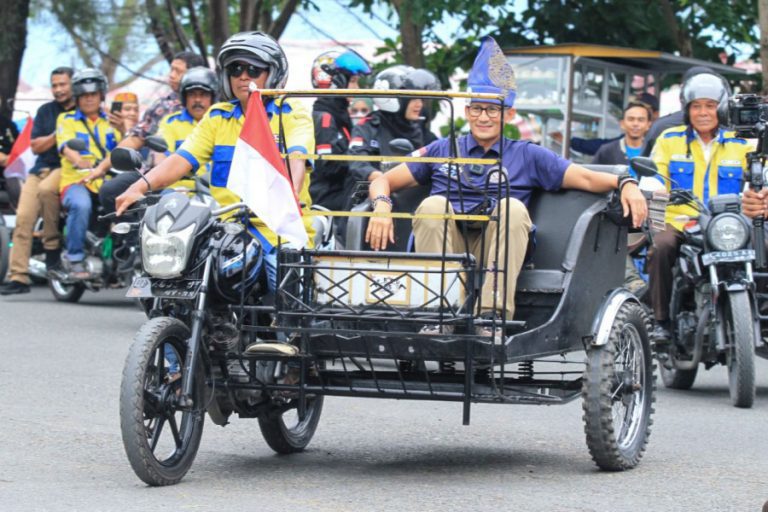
{"left": 4, "top": 118, "right": 34, "bottom": 181}
{"left": 226, "top": 91, "right": 308, "bottom": 248}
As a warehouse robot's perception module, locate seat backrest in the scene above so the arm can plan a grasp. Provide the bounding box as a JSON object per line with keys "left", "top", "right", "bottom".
{"left": 526, "top": 188, "right": 607, "bottom": 270}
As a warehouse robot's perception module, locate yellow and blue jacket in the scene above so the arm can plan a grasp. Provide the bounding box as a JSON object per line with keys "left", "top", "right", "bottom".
{"left": 56, "top": 109, "right": 121, "bottom": 193}
{"left": 176, "top": 98, "right": 315, "bottom": 249}
{"left": 652, "top": 125, "right": 752, "bottom": 231}
{"left": 158, "top": 108, "right": 206, "bottom": 190}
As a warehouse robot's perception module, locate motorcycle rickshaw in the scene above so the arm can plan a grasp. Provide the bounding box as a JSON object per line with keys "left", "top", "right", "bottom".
{"left": 118, "top": 89, "right": 659, "bottom": 486}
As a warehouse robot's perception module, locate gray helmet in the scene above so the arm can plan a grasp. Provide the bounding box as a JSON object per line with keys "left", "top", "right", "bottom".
{"left": 71, "top": 68, "right": 107, "bottom": 100}
{"left": 216, "top": 31, "right": 288, "bottom": 100}
{"left": 404, "top": 68, "right": 440, "bottom": 91}
{"left": 372, "top": 65, "right": 415, "bottom": 112}
{"left": 180, "top": 66, "right": 219, "bottom": 105}
{"left": 680, "top": 72, "right": 731, "bottom": 126}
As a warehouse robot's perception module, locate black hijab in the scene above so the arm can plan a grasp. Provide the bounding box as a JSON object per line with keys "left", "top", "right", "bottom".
{"left": 313, "top": 96, "right": 352, "bottom": 135}
{"left": 376, "top": 98, "right": 425, "bottom": 152}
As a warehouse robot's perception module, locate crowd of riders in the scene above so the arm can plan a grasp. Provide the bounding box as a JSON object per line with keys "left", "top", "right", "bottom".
{"left": 0, "top": 30, "right": 757, "bottom": 354}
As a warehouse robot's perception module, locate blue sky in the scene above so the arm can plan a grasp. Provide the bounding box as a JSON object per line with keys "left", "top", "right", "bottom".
{"left": 20, "top": 1, "right": 407, "bottom": 88}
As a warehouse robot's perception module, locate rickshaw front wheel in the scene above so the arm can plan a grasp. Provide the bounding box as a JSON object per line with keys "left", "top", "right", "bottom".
{"left": 582, "top": 302, "right": 655, "bottom": 470}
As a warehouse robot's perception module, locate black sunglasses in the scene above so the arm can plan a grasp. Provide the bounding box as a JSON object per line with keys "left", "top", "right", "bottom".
{"left": 226, "top": 63, "right": 267, "bottom": 79}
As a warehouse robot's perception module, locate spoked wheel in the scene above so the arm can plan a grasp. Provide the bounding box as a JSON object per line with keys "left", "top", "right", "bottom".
{"left": 48, "top": 276, "right": 85, "bottom": 302}
{"left": 724, "top": 291, "right": 756, "bottom": 408}
{"left": 258, "top": 383, "right": 324, "bottom": 454}
{"left": 0, "top": 225, "right": 10, "bottom": 282}
{"left": 583, "top": 302, "right": 655, "bottom": 470}
{"left": 120, "top": 317, "right": 204, "bottom": 486}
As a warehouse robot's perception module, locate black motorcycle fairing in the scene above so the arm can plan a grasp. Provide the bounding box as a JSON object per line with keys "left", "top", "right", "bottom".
{"left": 144, "top": 192, "right": 213, "bottom": 235}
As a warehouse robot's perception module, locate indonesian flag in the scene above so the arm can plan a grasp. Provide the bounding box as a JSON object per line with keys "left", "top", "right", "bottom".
{"left": 4, "top": 118, "right": 34, "bottom": 181}
{"left": 227, "top": 89, "right": 308, "bottom": 247}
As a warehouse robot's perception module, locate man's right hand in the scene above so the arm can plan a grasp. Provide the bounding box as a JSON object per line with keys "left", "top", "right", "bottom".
{"left": 78, "top": 166, "right": 107, "bottom": 185}
{"left": 365, "top": 206, "right": 395, "bottom": 251}
{"left": 115, "top": 186, "right": 145, "bottom": 216}
{"left": 743, "top": 188, "right": 767, "bottom": 219}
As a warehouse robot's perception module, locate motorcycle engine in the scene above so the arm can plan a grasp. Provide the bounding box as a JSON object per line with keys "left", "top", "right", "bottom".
{"left": 85, "top": 255, "right": 103, "bottom": 277}
{"left": 675, "top": 311, "right": 698, "bottom": 349}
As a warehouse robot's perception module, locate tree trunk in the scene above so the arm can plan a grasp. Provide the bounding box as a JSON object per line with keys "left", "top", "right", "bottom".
{"left": 241, "top": 0, "right": 257, "bottom": 31}
{"left": 165, "top": 0, "right": 192, "bottom": 52}
{"left": 0, "top": 0, "right": 30, "bottom": 118}
{"left": 146, "top": 0, "right": 178, "bottom": 63}
{"left": 392, "top": 0, "right": 425, "bottom": 68}
{"left": 209, "top": 0, "right": 230, "bottom": 57}
{"left": 268, "top": 0, "right": 300, "bottom": 39}
{"left": 186, "top": 0, "right": 209, "bottom": 64}
{"left": 760, "top": 0, "right": 768, "bottom": 94}
{"left": 658, "top": 0, "right": 693, "bottom": 57}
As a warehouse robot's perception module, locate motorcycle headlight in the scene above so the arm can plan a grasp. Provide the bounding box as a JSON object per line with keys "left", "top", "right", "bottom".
{"left": 706, "top": 213, "right": 750, "bottom": 251}
{"left": 141, "top": 219, "right": 197, "bottom": 278}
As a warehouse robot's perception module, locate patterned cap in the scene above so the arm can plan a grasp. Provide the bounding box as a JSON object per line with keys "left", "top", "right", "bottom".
{"left": 113, "top": 92, "right": 138, "bottom": 103}
{"left": 467, "top": 36, "right": 516, "bottom": 107}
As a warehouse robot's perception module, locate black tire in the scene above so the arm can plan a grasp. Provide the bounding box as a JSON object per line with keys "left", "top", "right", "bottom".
{"left": 659, "top": 363, "right": 698, "bottom": 390}
{"left": 725, "top": 291, "right": 756, "bottom": 408}
{"left": 258, "top": 393, "right": 324, "bottom": 454}
{"left": 120, "top": 317, "right": 205, "bottom": 486}
{"left": 583, "top": 301, "right": 655, "bottom": 471}
{"left": 48, "top": 276, "right": 86, "bottom": 302}
{"left": 0, "top": 225, "right": 10, "bottom": 282}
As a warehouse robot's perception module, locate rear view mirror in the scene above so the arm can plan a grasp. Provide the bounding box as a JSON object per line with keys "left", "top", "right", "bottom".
{"left": 145, "top": 135, "right": 169, "bottom": 154}
{"left": 388, "top": 138, "right": 415, "bottom": 156}
{"left": 629, "top": 157, "right": 658, "bottom": 178}
{"left": 65, "top": 139, "right": 87, "bottom": 152}
{"left": 111, "top": 147, "right": 144, "bottom": 172}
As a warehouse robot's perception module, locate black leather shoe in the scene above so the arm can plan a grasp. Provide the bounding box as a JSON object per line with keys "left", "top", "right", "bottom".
{"left": 0, "top": 281, "right": 30, "bottom": 295}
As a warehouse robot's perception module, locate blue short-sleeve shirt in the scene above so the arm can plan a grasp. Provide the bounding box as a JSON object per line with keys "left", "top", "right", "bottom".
{"left": 406, "top": 134, "right": 570, "bottom": 213}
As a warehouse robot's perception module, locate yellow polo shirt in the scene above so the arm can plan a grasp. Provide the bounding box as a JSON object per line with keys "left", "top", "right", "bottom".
{"left": 56, "top": 109, "right": 121, "bottom": 192}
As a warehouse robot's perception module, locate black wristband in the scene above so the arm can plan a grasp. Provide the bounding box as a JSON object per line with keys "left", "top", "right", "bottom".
{"left": 139, "top": 173, "right": 153, "bottom": 193}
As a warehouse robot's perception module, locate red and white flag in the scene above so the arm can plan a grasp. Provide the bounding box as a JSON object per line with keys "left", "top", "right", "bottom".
{"left": 226, "top": 90, "right": 308, "bottom": 247}
{"left": 4, "top": 118, "right": 34, "bottom": 181}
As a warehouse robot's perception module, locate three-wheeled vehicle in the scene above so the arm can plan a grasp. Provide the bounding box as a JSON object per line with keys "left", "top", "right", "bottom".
{"left": 118, "top": 88, "right": 658, "bottom": 486}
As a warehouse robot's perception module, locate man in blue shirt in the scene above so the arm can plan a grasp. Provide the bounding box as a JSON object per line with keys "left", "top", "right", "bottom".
{"left": 365, "top": 37, "right": 647, "bottom": 337}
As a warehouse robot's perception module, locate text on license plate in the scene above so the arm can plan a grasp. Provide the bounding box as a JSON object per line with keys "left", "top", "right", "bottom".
{"left": 126, "top": 277, "right": 202, "bottom": 299}
{"left": 701, "top": 249, "right": 755, "bottom": 266}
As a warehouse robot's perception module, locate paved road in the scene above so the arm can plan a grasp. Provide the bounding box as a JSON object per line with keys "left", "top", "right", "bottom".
{"left": 1, "top": 286, "right": 767, "bottom": 512}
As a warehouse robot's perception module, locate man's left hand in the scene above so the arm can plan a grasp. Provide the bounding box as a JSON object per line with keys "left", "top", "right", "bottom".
{"left": 108, "top": 111, "right": 126, "bottom": 135}
{"left": 621, "top": 183, "right": 647, "bottom": 228}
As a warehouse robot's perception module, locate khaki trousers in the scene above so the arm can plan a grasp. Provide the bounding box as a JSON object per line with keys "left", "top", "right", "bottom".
{"left": 412, "top": 196, "right": 532, "bottom": 317}
{"left": 8, "top": 168, "right": 62, "bottom": 284}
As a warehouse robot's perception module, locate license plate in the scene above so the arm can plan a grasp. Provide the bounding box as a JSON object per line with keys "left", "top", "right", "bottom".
{"left": 701, "top": 249, "right": 755, "bottom": 266}
{"left": 126, "top": 277, "right": 202, "bottom": 299}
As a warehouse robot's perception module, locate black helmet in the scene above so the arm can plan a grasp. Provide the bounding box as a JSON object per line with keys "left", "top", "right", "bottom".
{"left": 372, "top": 65, "right": 415, "bottom": 113}
{"left": 212, "top": 229, "right": 263, "bottom": 303}
{"left": 217, "top": 31, "right": 288, "bottom": 100}
{"left": 311, "top": 49, "right": 372, "bottom": 89}
{"left": 180, "top": 66, "right": 219, "bottom": 105}
{"left": 72, "top": 68, "right": 107, "bottom": 100}
{"left": 680, "top": 72, "right": 731, "bottom": 126}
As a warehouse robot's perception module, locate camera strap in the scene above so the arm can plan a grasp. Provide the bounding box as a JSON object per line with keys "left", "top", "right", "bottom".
{"left": 79, "top": 118, "right": 108, "bottom": 161}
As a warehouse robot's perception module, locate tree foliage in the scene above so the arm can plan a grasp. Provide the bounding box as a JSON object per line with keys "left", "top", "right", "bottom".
{"left": 0, "top": 0, "right": 30, "bottom": 118}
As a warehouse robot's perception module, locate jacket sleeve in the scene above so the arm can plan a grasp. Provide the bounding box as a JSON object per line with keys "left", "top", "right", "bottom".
{"left": 347, "top": 119, "right": 380, "bottom": 181}
{"left": 313, "top": 112, "right": 348, "bottom": 180}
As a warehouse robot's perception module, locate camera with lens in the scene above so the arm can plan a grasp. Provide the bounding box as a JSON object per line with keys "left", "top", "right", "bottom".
{"left": 728, "top": 94, "right": 768, "bottom": 138}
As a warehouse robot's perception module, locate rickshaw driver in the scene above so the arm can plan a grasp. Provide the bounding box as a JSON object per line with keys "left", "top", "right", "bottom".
{"left": 114, "top": 31, "right": 316, "bottom": 293}
{"left": 366, "top": 37, "right": 648, "bottom": 335}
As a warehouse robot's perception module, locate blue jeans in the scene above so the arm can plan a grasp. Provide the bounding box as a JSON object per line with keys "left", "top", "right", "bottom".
{"left": 62, "top": 184, "right": 93, "bottom": 262}
{"left": 264, "top": 246, "right": 278, "bottom": 294}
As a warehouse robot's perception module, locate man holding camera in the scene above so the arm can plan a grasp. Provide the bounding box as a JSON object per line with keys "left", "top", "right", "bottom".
{"left": 648, "top": 72, "right": 752, "bottom": 344}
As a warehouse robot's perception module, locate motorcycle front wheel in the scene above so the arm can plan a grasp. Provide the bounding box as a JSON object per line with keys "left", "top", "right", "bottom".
{"left": 724, "top": 290, "right": 756, "bottom": 408}
{"left": 583, "top": 302, "right": 655, "bottom": 470}
{"left": 120, "top": 317, "right": 205, "bottom": 486}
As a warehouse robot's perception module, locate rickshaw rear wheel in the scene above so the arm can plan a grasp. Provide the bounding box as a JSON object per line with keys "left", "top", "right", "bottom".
{"left": 583, "top": 302, "right": 655, "bottom": 471}
{"left": 258, "top": 394, "right": 324, "bottom": 454}
{"left": 120, "top": 317, "right": 205, "bottom": 486}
